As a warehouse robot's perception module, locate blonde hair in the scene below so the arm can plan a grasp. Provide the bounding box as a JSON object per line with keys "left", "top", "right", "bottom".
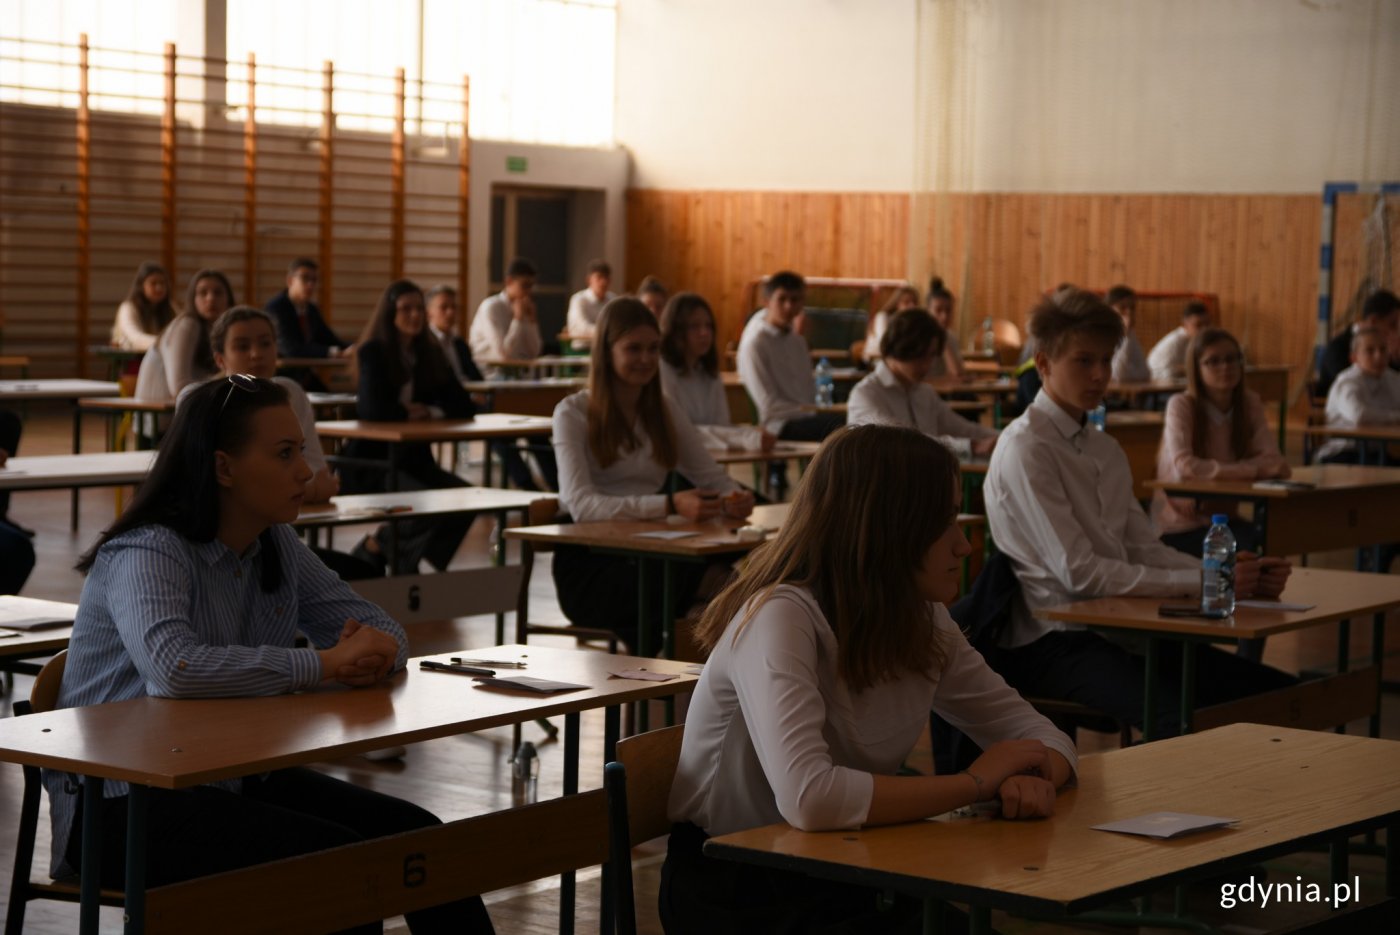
{"left": 586, "top": 298, "right": 677, "bottom": 470}
{"left": 694, "top": 425, "right": 958, "bottom": 692}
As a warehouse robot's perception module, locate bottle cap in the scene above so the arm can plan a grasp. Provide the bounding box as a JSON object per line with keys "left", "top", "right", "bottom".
{"left": 1211, "top": 514, "right": 1229, "bottom": 525}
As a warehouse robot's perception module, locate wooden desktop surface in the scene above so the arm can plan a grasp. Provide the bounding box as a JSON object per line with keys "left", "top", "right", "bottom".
{"left": 706, "top": 724, "right": 1400, "bottom": 917}
{"left": 315, "top": 413, "right": 553, "bottom": 442}
{"left": 0, "top": 379, "right": 120, "bottom": 400}
{"left": 505, "top": 503, "right": 792, "bottom": 558}
{"left": 0, "top": 450, "right": 154, "bottom": 490}
{"left": 1303, "top": 424, "right": 1400, "bottom": 443}
{"left": 709, "top": 442, "right": 822, "bottom": 465}
{"left": 0, "top": 645, "right": 697, "bottom": 789}
{"left": 0, "top": 596, "right": 78, "bottom": 659}
{"left": 1150, "top": 463, "right": 1400, "bottom": 499}
{"left": 294, "top": 486, "right": 542, "bottom": 527}
{"left": 1043, "top": 567, "right": 1400, "bottom": 641}
{"left": 77, "top": 392, "right": 356, "bottom": 414}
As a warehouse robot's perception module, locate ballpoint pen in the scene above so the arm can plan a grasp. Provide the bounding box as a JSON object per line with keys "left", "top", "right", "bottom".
{"left": 420, "top": 660, "right": 495, "bottom": 676}
{"left": 451, "top": 657, "right": 527, "bottom": 669}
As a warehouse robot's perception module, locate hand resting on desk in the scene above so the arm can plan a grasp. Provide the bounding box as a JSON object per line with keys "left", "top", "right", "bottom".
{"left": 1235, "top": 551, "right": 1292, "bottom": 600}
{"left": 320, "top": 618, "right": 399, "bottom": 687}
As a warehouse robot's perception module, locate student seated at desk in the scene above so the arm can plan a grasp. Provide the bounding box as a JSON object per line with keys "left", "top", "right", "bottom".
{"left": 637, "top": 274, "right": 668, "bottom": 318}
{"left": 565, "top": 258, "right": 617, "bottom": 348}
{"left": 1146, "top": 300, "right": 1210, "bottom": 381}
{"left": 664, "top": 426, "right": 1076, "bottom": 934}
{"left": 863, "top": 283, "right": 920, "bottom": 364}
{"left": 658, "top": 291, "right": 774, "bottom": 452}
{"left": 984, "top": 289, "right": 1296, "bottom": 739}
{"left": 1154, "top": 327, "right": 1289, "bottom": 555}
{"left": 178, "top": 306, "right": 377, "bottom": 580}
{"left": 1316, "top": 326, "right": 1400, "bottom": 463}
{"left": 53, "top": 377, "right": 494, "bottom": 933}
{"left": 1316, "top": 289, "right": 1400, "bottom": 397}
{"left": 847, "top": 308, "right": 999, "bottom": 459}
{"left": 468, "top": 256, "right": 543, "bottom": 377}
{"left": 110, "top": 260, "right": 175, "bottom": 353}
{"left": 737, "top": 270, "right": 845, "bottom": 443}
{"left": 926, "top": 277, "right": 969, "bottom": 380}
{"left": 265, "top": 257, "right": 350, "bottom": 392}
{"left": 553, "top": 299, "right": 754, "bottom": 649}
{"left": 134, "top": 268, "right": 233, "bottom": 408}
{"left": 1106, "top": 284, "right": 1151, "bottom": 384}
{"left": 341, "top": 279, "right": 476, "bottom": 575}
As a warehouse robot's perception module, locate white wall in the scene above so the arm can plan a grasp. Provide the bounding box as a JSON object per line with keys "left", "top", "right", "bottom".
{"left": 615, "top": 0, "right": 1400, "bottom": 194}
{"left": 615, "top": 0, "right": 918, "bottom": 192}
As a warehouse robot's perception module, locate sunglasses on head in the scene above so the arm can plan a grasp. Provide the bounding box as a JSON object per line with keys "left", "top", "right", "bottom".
{"left": 217, "top": 373, "right": 261, "bottom": 420}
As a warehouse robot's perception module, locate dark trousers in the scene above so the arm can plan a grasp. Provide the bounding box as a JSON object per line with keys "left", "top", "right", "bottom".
{"left": 0, "top": 520, "right": 34, "bottom": 594}
{"left": 777, "top": 412, "right": 844, "bottom": 442}
{"left": 342, "top": 453, "right": 473, "bottom": 575}
{"left": 660, "top": 821, "right": 980, "bottom": 935}
{"left": 551, "top": 545, "right": 709, "bottom": 652}
{"left": 493, "top": 440, "right": 558, "bottom": 491}
{"left": 66, "top": 767, "right": 494, "bottom": 935}
{"left": 1159, "top": 517, "right": 1259, "bottom": 557}
{"left": 0, "top": 407, "right": 20, "bottom": 518}
{"left": 992, "top": 630, "right": 1297, "bottom": 739}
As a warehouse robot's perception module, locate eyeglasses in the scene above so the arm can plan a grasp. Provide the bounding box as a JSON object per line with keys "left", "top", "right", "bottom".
{"left": 1200, "top": 353, "right": 1242, "bottom": 369}
{"left": 217, "top": 373, "right": 261, "bottom": 420}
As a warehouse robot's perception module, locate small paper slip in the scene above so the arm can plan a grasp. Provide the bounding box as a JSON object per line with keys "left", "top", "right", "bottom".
{"left": 1093, "top": 811, "right": 1237, "bottom": 839}
{"left": 610, "top": 669, "right": 679, "bottom": 682}
{"left": 634, "top": 530, "right": 698, "bottom": 540}
{"left": 472, "top": 675, "right": 587, "bottom": 694}
{"left": 0, "top": 629, "right": 23, "bottom": 639}
{"left": 1251, "top": 480, "right": 1315, "bottom": 491}
{"left": 1235, "top": 600, "right": 1316, "bottom": 612}
{"left": 0, "top": 597, "right": 76, "bottom": 631}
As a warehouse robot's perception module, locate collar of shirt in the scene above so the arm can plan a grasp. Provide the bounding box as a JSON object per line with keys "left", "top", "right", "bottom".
{"left": 429, "top": 324, "right": 453, "bottom": 344}
{"left": 758, "top": 316, "right": 791, "bottom": 337}
{"left": 873, "top": 360, "right": 903, "bottom": 389}
{"left": 192, "top": 535, "right": 261, "bottom": 569}
{"left": 1031, "top": 389, "right": 1088, "bottom": 444}
{"left": 1206, "top": 400, "right": 1233, "bottom": 425}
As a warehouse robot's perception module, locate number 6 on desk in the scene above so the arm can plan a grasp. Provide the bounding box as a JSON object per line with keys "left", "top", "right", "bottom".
{"left": 403, "top": 853, "right": 427, "bottom": 887}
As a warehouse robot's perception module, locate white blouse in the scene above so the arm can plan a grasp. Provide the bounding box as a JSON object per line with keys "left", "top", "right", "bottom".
{"left": 110, "top": 300, "right": 160, "bottom": 352}
{"left": 658, "top": 360, "right": 763, "bottom": 451}
{"left": 846, "top": 361, "right": 997, "bottom": 459}
{"left": 552, "top": 390, "right": 741, "bottom": 522}
{"left": 669, "top": 584, "right": 1077, "bottom": 836}
{"left": 133, "top": 316, "right": 214, "bottom": 403}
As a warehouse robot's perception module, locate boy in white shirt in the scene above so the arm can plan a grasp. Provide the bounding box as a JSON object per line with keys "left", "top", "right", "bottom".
{"left": 565, "top": 259, "right": 617, "bottom": 347}
{"left": 984, "top": 289, "right": 1296, "bottom": 738}
{"left": 1146, "top": 300, "right": 1210, "bottom": 381}
{"left": 736, "top": 271, "right": 844, "bottom": 441}
{"left": 468, "top": 256, "right": 543, "bottom": 377}
{"left": 1316, "top": 327, "right": 1400, "bottom": 463}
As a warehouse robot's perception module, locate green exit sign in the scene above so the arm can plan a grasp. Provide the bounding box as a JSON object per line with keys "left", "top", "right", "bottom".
{"left": 506, "top": 155, "right": 528, "bottom": 173}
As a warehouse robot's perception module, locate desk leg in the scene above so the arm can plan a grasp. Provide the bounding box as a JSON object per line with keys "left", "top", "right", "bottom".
{"left": 1371, "top": 612, "right": 1384, "bottom": 739}
{"left": 637, "top": 561, "right": 652, "bottom": 732}
{"left": 1179, "top": 642, "right": 1196, "bottom": 736}
{"left": 601, "top": 706, "right": 620, "bottom": 935}
{"left": 1330, "top": 838, "right": 1349, "bottom": 890}
{"left": 1386, "top": 819, "right": 1397, "bottom": 898}
{"left": 79, "top": 777, "right": 103, "bottom": 935}
{"left": 968, "top": 905, "right": 991, "bottom": 935}
{"left": 662, "top": 560, "right": 677, "bottom": 726}
{"left": 124, "top": 785, "right": 147, "bottom": 934}
{"left": 1142, "top": 638, "right": 1160, "bottom": 743}
{"left": 484, "top": 441, "right": 495, "bottom": 488}
{"left": 71, "top": 406, "right": 83, "bottom": 531}
{"left": 558, "top": 712, "right": 580, "bottom": 935}
{"left": 387, "top": 447, "right": 399, "bottom": 492}
{"left": 493, "top": 509, "right": 508, "bottom": 644}
{"left": 1336, "top": 617, "right": 1352, "bottom": 735}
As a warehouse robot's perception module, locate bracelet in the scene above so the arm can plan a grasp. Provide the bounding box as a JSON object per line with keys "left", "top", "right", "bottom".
{"left": 960, "top": 769, "right": 988, "bottom": 803}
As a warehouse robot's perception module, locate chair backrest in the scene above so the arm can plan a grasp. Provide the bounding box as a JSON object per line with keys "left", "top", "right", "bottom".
{"left": 614, "top": 724, "right": 685, "bottom": 846}
{"left": 30, "top": 649, "right": 68, "bottom": 714}
{"left": 350, "top": 567, "right": 523, "bottom": 625}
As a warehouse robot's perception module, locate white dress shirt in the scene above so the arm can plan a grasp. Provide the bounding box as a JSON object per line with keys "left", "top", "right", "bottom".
{"left": 134, "top": 315, "right": 214, "bottom": 403}
{"left": 565, "top": 288, "right": 616, "bottom": 346}
{"left": 468, "top": 291, "right": 542, "bottom": 375}
{"left": 553, "top": 391, "right": 740, "bottom": 522}
{"left": 669, "top": 584, "right": 1077, "bottom": 837}
{"left": 1146, "top": 326, "right": 1191, "bottom": 381}
{"left": 1112, "top": 331, "right": 1151, "bottom": 383}
{"left": 846, "top": 361, "right": 997, "bottom": 459}
{"left": 737, "top": 313, "right": 814, "bottom": 433}
{"left": 984, "top": 390, "right": 1199, "bottom": 649}
{"left": 658, "top": 360, "right": 763, "bottom": 451}
{"left": 1315, "top": 364, "right": 1400, "bottom": 461}
{"left": 110, "top": 300, "right": 160, "bottom": 352}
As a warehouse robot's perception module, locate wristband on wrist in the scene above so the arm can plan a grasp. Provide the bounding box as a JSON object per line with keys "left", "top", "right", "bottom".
{"left": 960, "top": 769, "right": 987, "bottom": 803}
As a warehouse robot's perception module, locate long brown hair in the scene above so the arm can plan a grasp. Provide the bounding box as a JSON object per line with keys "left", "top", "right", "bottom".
{"left": 659, "top": 292, "right": 719, "bottom": 377}
{"left": 125, "top": 261, "right": 176, "bottom": 335}
{"left": 587, "top": 298, "right": 677, "bottom": 469}
{"left": 355, "top": 279, "right": 455, "bottom": 390}
{"left": 1185, "top": 328, "right": 1250, "bottom": 460}
{"left": 180, "top": 269, "right": 236, "bottom": 375}
{"left": 694, "top": 425, "right": 958, "bottom": 693}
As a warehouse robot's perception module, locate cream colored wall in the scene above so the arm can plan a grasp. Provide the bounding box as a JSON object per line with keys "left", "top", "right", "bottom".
{"left": 615, "top": 0, "right": 1400, "bottom": 194}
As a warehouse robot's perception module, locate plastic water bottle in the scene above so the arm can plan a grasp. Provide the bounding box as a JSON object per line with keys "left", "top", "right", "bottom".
{"left": 981, "top": 317, "right": 996, "bottom": 353}
{"left": 813, "top": 357, "right": 835, "bottom": 407}
{"left": 511, "top": 741, "right": 540, "bottom": 804}
{"left": 1201, "top": 514, "right": 1237, "bottom": 618}
{"left": 1087, "top": 403, "right": 1107, "bottom": 432}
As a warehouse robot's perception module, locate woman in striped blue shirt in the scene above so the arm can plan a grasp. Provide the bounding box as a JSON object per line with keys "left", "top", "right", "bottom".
{"left": 52, "top": 376, "right": 494, "bottom": 934}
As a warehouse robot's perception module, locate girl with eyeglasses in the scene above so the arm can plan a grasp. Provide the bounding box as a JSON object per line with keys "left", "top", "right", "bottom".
{"left": 1152, "top": 327, "right": 1290, "bottom": 555}
{"left": 55, "top": 376, "right": 495, "bottom": 934}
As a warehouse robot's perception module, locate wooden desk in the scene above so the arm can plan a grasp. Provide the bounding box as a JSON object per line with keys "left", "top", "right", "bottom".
{"left": 928, "top": 378, "right": 1019, "bottom": 427}
{"left": 275, "top": 356, "right": 352, "bottom": 370}
{"left": 0, "top": 379, "right": 119, "bottom": 404}
{"left": 0, "top": 596, "right": 77, "bottom": 666}
{"left": 0, "top": 354, "right": 30, "bottom": 377}
{"left": 1044, "top": 567, "right": 1400, "bottom": 739}
{"left": 462, "top": 377, "right": 584, "bottom": 416}
{"left": 1104, "top": 410, "right": 1164, "bottom": 499}
{"left": 0, "top": 644, "right": 697, "bottom": 935}
{"left": 0, "top": 451, "right": 154, "bottom": 492}
{"left": 1305, "top": 423, "right": 1400, "bottom": 465}
{"left": 316, "top": 414, "right": 553, "bottom": 488}
{"left": 801, "top": 400, "right": 989, "bottom": 420}
{"left": 481, "top": 356, "right": 590, "bottom": 378}
{"left": 1148, "top": 464, "right": 1400, "bottom": 559}
{"left": 708, "top": 441, "right": 823, "bottom": 467}
{"left": 92, "top": 345, "right": 144, "bottom": 380}
{"left": 705, "top": 724, "right": 1400, "bottom": 934}
{"left": 77, "top": 393, "right": 359, "bottom": 451}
